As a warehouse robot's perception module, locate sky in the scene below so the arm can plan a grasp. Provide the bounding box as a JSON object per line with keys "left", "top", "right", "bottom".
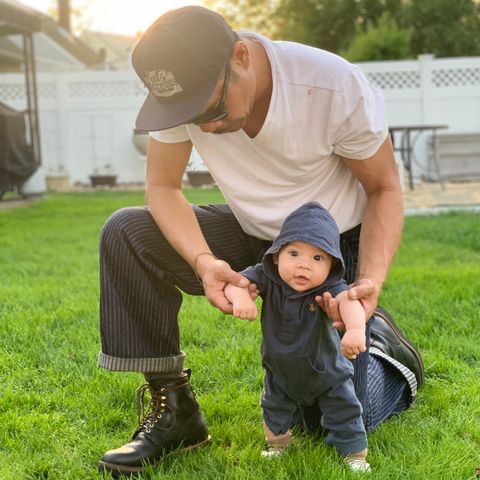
{"left": 18, "top": 0, "right": 205, "bottom": 36}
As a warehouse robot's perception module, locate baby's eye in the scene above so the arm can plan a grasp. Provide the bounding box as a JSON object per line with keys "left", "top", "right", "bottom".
{"left": 313, "top": 255, "right": 323, "bottom": 261}
{"left": 288, "top": 250, "right": 299, "bottom": 257}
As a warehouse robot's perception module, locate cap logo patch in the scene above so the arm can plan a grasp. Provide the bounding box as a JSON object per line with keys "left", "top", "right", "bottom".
{"left": 142, "top": 69, "right": 183, "bottom": 97}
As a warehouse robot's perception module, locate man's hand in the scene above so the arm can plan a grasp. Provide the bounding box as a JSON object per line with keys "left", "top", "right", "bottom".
{"left": 315, "top": 277, "right": 379, "bottom": 330}
{"left": 197, "top": 256, "right": 253, "bottom": 314}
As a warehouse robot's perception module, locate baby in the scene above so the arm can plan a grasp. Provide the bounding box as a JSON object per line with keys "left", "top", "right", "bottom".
{"left": 224, "top": 202, "right": 370, "bottom": 472}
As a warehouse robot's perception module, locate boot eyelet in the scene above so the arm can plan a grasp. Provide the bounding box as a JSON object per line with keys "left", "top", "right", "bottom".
{"left": 146, "top": 428, "right": 151, "bottom": 433}
{"left": 157, "top": 414, "right": 162, "bottom": 419}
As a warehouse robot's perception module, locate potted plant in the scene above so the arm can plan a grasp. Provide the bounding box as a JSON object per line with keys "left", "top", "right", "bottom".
{"left": 186, "top": 149, "right": 215, "bottom": 187}
{"left": 46, "top": 165, "right": 70, "bottom": 192}
{"left": 132, "top": 129, "right": 148, "bottom": 156}
{"left": 89, "top": 163, "right": 117, "bottom": 188}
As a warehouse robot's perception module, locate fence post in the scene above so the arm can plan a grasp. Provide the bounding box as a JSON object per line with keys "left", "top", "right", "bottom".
{"left": 418, "top": 54, "right": 435, "bottom": 123}
{"left": 57, "top": 72, "right": 70, "bottom": 174}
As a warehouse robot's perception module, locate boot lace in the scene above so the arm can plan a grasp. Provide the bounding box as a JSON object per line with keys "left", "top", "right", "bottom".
{"left": 135, "top": 384, "right": 173, "bottom": 434}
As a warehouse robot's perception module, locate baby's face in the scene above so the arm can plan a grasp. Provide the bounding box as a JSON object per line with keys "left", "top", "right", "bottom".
{"left": 274, "top": 241, "right": 333, "bottom": 292}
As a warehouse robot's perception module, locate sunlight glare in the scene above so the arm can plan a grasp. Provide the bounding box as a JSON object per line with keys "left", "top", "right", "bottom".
{"left": 18, "top": 0, "right": 205, "bottom": 36}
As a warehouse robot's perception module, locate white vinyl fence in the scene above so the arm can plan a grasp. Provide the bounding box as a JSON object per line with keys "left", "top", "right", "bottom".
{"left": 1, "top": 54, "right": 479, "bottom": 191}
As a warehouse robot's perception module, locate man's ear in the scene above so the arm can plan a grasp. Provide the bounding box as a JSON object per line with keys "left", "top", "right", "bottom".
{"left": 272, "top": 253, "right": 279, "bottom": 265}
{"left": 231, "top": 41, "right": 250, "bottom": 69}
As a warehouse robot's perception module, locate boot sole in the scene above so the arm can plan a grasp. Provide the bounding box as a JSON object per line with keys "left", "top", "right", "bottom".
{"left": 374, "top": 306, "right": 425, "bottom": 386}
{"left": 97, "top": 435, "right": 212, "bottom": 477}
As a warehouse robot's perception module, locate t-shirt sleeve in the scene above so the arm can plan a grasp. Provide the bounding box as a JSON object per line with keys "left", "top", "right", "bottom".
{"left": 328, "top": 279, "right": 349, "bottom": 298}
{"left": 240, "top": 263, "right": 267, "bottom": 293}
{"left": 149, "top": 124, "right": 190, "bottom": 143}
{"left": 331, "top": 67, "right": 388, "bottom": 160}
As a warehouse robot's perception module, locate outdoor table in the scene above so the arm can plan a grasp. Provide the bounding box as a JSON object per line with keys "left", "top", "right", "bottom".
{"left": 388, "top": 124, "right": 449, "bottom": 190}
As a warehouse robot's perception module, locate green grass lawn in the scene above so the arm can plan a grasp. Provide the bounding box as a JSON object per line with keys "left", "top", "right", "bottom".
{"left": 1, "top": 190, "right": 479, "bottom": 480}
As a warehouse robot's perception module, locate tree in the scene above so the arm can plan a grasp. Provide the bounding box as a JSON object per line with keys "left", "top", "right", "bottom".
{"left": 205, "top": 0, "right": 480, "bottom": 57}
{"left": 275, "top": 0, "right": 359, "bottom": 51}
{"left": 356, "top": 0, "right": 404, "bottom": 30}
{"left": 204, "top": 0, "right": 280, "bottom": 37}
{"left": 342, "top": 12, "right": 412, "bottom": 61}
{"left": 404, "top": 0, "right": 480, "bottom": 57}
{"left": 47, "top": 0, "right": 93, "bottom": 35}
{"left": 207, "top": 0, "right": 404, "bottom": 53}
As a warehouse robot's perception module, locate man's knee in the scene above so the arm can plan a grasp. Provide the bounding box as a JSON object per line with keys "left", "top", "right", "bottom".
{"left": 100, "top": 207, "right": 151, "bottom": 251}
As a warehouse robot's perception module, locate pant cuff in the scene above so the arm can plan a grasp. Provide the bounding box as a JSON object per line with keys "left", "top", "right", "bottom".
{"left": 328, "top": 436, "right": 368, "bottom": 456}
{"left": 98, "top": 351, "right": 186, "bottom": 372}
{"left": 370, "top": 346, "right": 417, "bottom": 399}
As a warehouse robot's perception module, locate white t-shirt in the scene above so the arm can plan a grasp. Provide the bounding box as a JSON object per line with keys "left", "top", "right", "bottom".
{"left": 150, "top": 32, "right": 388, "bottom": 239}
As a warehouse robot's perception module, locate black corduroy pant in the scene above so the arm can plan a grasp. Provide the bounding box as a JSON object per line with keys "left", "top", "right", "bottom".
{"left": 98, "top": 204, "right": 270, "bottom": 372}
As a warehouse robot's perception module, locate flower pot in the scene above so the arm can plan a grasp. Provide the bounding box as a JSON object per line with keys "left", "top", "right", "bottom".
{"left": 46, "top": 175, "right": 70, "bottom": 192}
{"left": 89, "top": 174, "right": 118, "bottom": 187}
{"left": 132, "top": 130, "right": 148, "bottom": 155}
{"left": 187, "top": 171, "right": 215, "bottom": 187}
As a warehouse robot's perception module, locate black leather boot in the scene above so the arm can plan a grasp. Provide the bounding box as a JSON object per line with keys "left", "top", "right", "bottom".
{"left": 98, "top": 371, "right": 211, "bottom": 477}
{"left": 371, "top": 306, "right": 425, "bottom": 388}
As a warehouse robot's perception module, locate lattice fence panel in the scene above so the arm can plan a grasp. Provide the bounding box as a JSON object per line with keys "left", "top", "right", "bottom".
{"left": 366, "top": 71, "right": 420, "bottom": 90}
{"left": 0, "top": 83, "right": 26, "bottom": 103}
{"left": 0, "top": 82, "right": 58, "bottom": 103}
{"left": 134, "top": 81, "right": 147, "bottom": 97}
{"left": 68, "top": 80, "right": 145, "bottom": 99}
{"left": 38, "top": 83, "right": 57, "bottom": 100}
{"left": 432, "top": 67, "right": 480, "bottom": 87}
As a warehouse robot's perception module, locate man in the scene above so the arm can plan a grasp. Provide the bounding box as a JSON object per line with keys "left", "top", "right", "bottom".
{"left": 97, "top": 6, "right": 424, "bottom": 477}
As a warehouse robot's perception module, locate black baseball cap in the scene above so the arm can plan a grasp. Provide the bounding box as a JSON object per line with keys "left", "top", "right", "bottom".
{"left": 132, "top": 6, "right": 239, "bottom": 132}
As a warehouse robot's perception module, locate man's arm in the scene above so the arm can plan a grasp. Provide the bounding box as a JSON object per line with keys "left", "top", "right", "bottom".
{"left": 346, "top": 135, "right": 403, "bottom": 311}
{"left": 146, "top": 137, "right": 250, "bottom": 313}
{"left": 321, "top": 135, "right": 403, "bottom": 323}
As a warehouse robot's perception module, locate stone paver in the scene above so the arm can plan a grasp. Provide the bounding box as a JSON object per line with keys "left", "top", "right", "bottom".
{"left": 1, "top": 181, "right": 479, "bottom": 214}
{"left": 403, "top": 181, "right": 480, "bottom": 214}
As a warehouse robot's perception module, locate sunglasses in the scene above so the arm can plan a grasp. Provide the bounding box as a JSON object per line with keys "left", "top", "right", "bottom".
{"left": 190, "top": 63, "right": 230, "bottom": 125}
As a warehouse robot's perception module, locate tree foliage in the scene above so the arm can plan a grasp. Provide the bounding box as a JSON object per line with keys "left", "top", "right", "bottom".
{"left": 355, "top": 0, "right": 404, "bottom": 29}
{"left": 404, "top": 0, "right": 480, "bottom": 58}
{"left": 275, "top": 0, "right": 359, "bottom": 51}
{"left": 206, "top": 0, "right": 480, "bottom": 60}
{"left": 204, "top": 0, "right": 280, "bottom": 37}
{"left": 47, "top": 0, "right": 93, "bottom": 35}
{"left": 341, "top": 12, "right": 412, "bottom": 62}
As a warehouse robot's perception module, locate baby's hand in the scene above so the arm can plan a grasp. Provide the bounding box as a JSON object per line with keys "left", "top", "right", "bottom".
{"left": 232, "top": 301, "right": 258, "bottom": 321}
{"left": 341, "top": 328, "right": 366, "bottom": 360}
